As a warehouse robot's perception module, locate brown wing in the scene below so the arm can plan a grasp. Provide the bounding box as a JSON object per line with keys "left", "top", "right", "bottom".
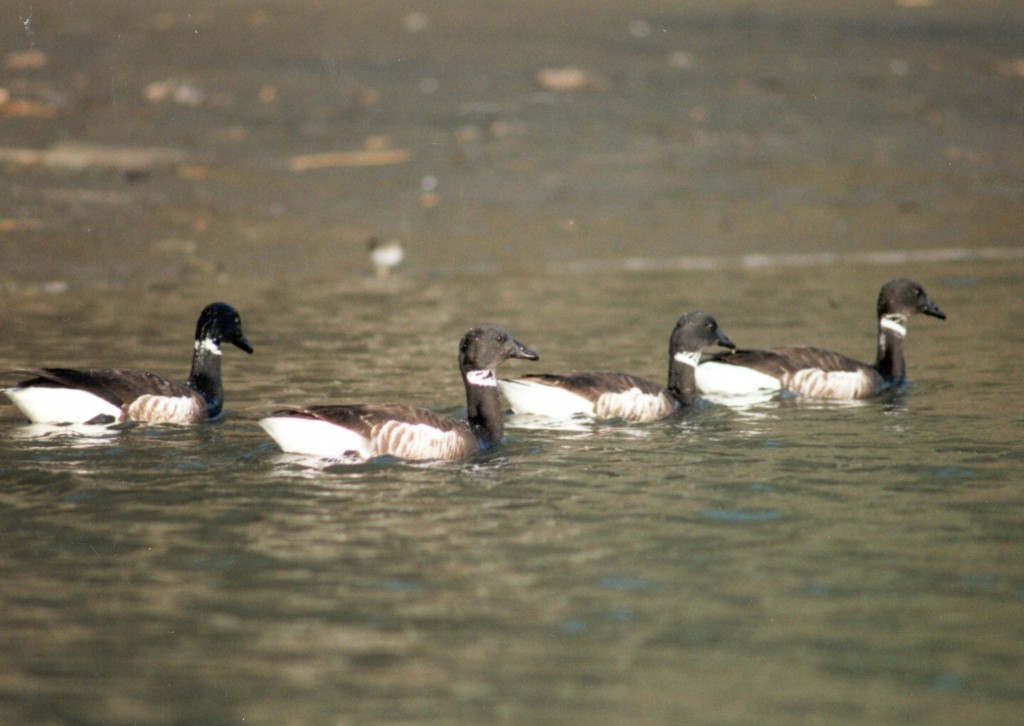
{"left": 517, "top": 371, "right": 663, "bottom": 402}
{"left": 270, "top": 403, "right": 461, "bottom": 434}
{"left": 703, "top": 347, "right": 874, "bottom": 376}
{"left": 10, "top": 367, "right": 199, "bottom": 409}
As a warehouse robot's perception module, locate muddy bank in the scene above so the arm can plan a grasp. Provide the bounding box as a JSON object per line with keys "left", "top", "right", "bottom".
{"left": 0, "top": 0, "right": 1021, "bottom": 287}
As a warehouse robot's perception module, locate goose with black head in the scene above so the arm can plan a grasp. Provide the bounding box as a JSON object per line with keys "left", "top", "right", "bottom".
{"left": 3, "top": 302, "right": 253, "bottom": 424}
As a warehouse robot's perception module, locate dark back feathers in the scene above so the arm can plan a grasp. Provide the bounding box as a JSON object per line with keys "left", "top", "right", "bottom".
{"left": 13, "top": 368, "right": 199, "bottom": 409}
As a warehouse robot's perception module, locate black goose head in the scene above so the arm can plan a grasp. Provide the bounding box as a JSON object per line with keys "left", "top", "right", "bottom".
{"left": 877, "top": 279, "right": 946, "bottom": 320}
{"left": 458, "top": 325, "right": 538, "bottom": 375}
{"left": 194, "top": 302, "right": 254, "bottom": 354}
{"left": 670, "top": 311, "right": 735, "bottom": 354}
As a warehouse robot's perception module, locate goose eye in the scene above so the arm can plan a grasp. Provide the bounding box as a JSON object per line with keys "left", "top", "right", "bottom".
{"left": 496, "top": 333, "right": 507, "bottom": 344}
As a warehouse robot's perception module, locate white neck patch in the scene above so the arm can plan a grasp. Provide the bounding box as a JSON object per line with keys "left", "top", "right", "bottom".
{"left": 196, "top": 337, "right": 223, "bottom": 356}
{"left": 879, "top": 315, "right": 907, "bottom": 338}
{"left": 465, "top": 369, "right": 497, "bottom": 387}
{"left": 673, "top": 350, "right": 702, "bottom": 369}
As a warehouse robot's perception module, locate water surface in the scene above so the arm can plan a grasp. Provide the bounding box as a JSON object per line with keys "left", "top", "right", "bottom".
{"left": 1, "top": 1, "right": 1022, "bottom": 723}
{"left": 1, "top": 265, "right": 1022, "bottom": 725}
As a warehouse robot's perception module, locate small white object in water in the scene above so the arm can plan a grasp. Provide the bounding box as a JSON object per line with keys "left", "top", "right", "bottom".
{"left": 367, "top": 237, "right": 405, "bottom": 277}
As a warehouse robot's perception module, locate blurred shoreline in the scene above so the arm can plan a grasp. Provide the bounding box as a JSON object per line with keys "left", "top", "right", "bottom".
{"left": 0, "top": 1, "right": 1021, "bottom": 287}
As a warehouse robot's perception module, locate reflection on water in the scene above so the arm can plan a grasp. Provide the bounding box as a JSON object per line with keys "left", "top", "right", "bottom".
{"left": 8, "top": 421, "right": 127, "bottom": 446}
{"left": 1, "top": 263, "right": 1021, "bottom": 724}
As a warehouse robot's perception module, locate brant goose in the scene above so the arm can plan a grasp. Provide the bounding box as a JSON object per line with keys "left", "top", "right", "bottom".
{"left": 696, "top": 279, "right": 946, "bottom": 400}
{"left": 259, "top": 325, "right": 538, "bottom": 461}
{"left": 3, "top": 302, "right": 253, "bottom": 425}
{"left": 497, "top": 311, "right": 735, "bottom": 422}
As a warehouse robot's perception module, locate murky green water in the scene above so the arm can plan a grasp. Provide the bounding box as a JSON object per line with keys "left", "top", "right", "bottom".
{"left": 1, "top": 264, "right": 1022, "bottom": 725}
{"left": 2, "top": 0, "right": 1022, "bottom": 722}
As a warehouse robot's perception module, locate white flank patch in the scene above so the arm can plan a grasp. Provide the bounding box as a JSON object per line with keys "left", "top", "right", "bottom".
{"left": 3, "top": 386, "right": 124, "bottom": 424}
{"left": 594, "top": 387, "right": 672, "bottom": 422}
{"left": 695, "top": 361, "right": 782, "bottom": 396}
{"left": 879, "top": 315, "right": 907, "bottom": 338}
{"left": 465, "top": 369, "right": 497, "bottom": 387}
{"left": 673, "top": 350, "right": 702, "bottom": 369}
{"left": 196, "top": 337, "right": 223, "bottom": 355}
{"left": 260, "top": 416, "right": 374, "bottom": 459}
{"left": 789, "top": 368, "right": 876, "bottom": 399}
{"left": 497, "top": 379, "right": 595, "bottom": 417}
{"left": 374, "top": 420, "right": 469, "bottom": 461}
{"left": 127, "top": 395, "right": 199, "bottom": 424}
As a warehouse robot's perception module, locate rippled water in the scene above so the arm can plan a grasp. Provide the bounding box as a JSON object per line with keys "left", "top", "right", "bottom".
{"left": 1, "top": 263, "right": 1021, "bottom": 725}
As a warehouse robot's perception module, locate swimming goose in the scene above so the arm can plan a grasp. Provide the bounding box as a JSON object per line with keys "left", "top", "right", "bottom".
{"left": 259, "top": 325, "right": 538, "bottom": 461}
{"left": 695, "top": 278, "right": 946, "bottom": 400}
{"left": 497, "top": 311, "right": 734, "bottom": 422}
{"left": 3, "top": 302, "right": 253, "bottom": 425}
